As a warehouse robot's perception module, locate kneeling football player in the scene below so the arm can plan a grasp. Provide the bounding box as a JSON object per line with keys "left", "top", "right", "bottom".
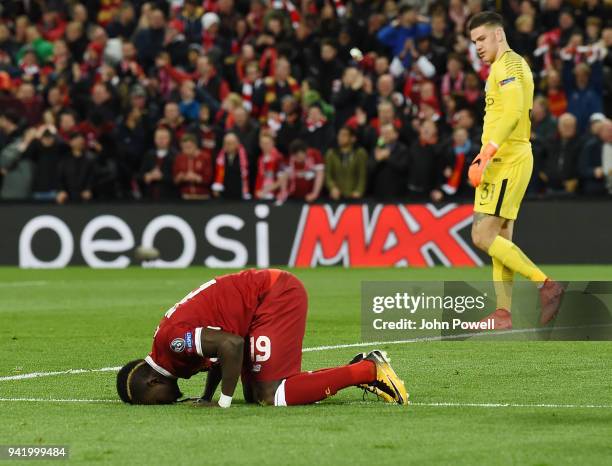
{"left": 117, "top": 269, "right": 408, "bottom": 407}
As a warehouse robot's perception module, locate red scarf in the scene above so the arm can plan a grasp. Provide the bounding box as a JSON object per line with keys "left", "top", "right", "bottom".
{"left": 442, "top": 151, "right": 466, "bottom": 195}
{"left": 212, "top": 145, "right": 251, "bottom": 199}
{"left": 306, "top": 116, "right": 327, "bottom": 132}
{"left": 272, "top": 1, "right": 301, "bottom": 29}
{"left": 441, "top": 71, "right": 464, "bottom": 97}
{"left": 255, "top": 148, "right": 284, "bottom": 199}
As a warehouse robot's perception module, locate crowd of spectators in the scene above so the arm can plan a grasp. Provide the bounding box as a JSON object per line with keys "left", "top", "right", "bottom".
{"left": 0, "top": 0, "right": 610, "bottom": 204}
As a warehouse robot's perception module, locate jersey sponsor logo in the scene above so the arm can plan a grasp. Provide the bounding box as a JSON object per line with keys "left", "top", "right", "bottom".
{"left": 185, "top": 332, "right": 193, "bottom": 350}
{"left": 170, "top": 338, "right": 186, "bottom": 353}
{"left": 499, "top": 77, "right": 516, "bottom": 86}
{"left": 289, "top": 204, "right": 483, "bottom": 267}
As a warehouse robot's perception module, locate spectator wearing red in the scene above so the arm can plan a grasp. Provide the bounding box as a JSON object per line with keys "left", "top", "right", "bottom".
{"left": 173, "top": 133, "right": 213, "bottom": 200}
{"left": 40, "top": 9, "right": 66, "bottom": 42}
{"left": 416, "top": 81, "right": 441, "bottom": 122}
{"left": 96, "top": 0, "right": 123, "bottom": 27}
{"left": 255, "top": 131, "right": 286, "bottom": 201}
{"left": 201, "top": 12, "right": 230, "bottom": 57}
{"left": 544, "top": 68, "right": 568, "bottom": 118}
{"left": 212, "top": 132, "right": 251, "bottom": 200}
{"left": 440, "top": 53, "right": 465, "bottom": 98}
{"left": 285, "top": 140, "right": 324, "bottom": 203}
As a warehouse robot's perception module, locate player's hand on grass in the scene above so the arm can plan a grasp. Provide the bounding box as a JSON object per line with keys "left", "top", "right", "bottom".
{"left": 191, "top": 398, "right": 217, "bottom": 408}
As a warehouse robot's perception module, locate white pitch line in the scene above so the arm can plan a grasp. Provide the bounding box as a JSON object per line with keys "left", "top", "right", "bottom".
{"left": 303, "top": 323, "right": 612, "bottom": 352}
{"left": 2, "top": 324, "right": 611, "bottom": 382}
{"left": 0, "top": 398, "right": 611, "bottom": 409}
{"left": 411, "top": 402, "right": 612, "bottom": 409}
{"left": 0, "top": 281, "right": 49, "bottom": 288}
{"left": 0, "top": 398, "right": 121, "bottom": 403}
{"left": 0, "top": 366, "right": 121, "bottom": 381}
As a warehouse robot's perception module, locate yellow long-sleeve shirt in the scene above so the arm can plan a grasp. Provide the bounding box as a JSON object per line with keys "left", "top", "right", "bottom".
{"left": 481, "top": 49, "right": 534, "bottom": 163}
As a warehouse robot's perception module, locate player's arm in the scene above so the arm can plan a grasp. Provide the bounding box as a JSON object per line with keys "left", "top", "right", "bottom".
{"left": 489, "top": 76, "right": 524, "bottom": 149}
{"left": 469, "top": 63, "right": 524, "bottom": 187}
{"left": 198, "top": 328, "right": 244, "bottom": 408}
{"left": 201, "top": 363, "right": 222, "bottom": 402}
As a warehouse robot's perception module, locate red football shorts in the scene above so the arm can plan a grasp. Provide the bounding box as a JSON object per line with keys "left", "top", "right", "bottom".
{"left": 242, "top": 271, "right": 308, "bottom": 382}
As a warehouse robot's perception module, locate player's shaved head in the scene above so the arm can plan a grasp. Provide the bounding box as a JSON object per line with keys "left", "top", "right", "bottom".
{"left": 117, "top": 359, "right": 183, "bottom": 405}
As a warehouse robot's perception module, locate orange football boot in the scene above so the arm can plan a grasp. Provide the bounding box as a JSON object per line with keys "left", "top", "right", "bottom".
{"left": 479, "top": 308, "right": 512, "bottom": 330}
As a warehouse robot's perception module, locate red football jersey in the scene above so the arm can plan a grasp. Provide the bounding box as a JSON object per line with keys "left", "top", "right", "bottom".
{"left": 146, "top": 269, "right": 276, "bottom": 379}
{"left": 172, "top": 151, "right": 213, "bottom": 197}
{"left": 287, "top": 148, "right": 324, "bottom": 199}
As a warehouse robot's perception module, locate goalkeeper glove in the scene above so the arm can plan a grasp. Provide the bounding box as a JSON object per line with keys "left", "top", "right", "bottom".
{"left": 468, "top": 142, "right": 498, "bottom": 188}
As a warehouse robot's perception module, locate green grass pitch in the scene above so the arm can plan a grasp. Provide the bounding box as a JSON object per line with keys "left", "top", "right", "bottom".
{"left": 1, "top": 266, "right": 611, "bottom": 465}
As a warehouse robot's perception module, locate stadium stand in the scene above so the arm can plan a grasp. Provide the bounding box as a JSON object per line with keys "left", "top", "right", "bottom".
{"left": 0, "top": 0, "right": 610, "bottom": 203}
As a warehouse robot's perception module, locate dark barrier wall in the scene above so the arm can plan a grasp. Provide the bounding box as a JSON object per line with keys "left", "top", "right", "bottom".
{"left": 1, "top": 201, "right": 611, "bottom": 267}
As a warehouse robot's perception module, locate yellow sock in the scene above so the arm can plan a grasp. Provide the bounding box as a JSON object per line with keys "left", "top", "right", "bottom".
{"left": 488, "top": 236, "right": 547, "bottom": 283}
{"left": 492, "top": 257, "right": 514, "bottom": 311}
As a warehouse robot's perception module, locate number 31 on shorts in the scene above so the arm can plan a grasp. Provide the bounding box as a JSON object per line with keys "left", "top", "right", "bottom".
{"left": 250, "top": 336, "right": 271, "bottom": 362}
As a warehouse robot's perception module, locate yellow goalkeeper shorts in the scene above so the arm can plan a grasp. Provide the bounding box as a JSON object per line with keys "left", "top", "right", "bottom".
{"left": 473, "top": 151, "right": 533, "bottom": 220}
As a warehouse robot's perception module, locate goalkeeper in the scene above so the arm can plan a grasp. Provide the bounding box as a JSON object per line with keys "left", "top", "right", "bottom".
{"left": 467, "top": 12, "right": 563, "bottom": 329}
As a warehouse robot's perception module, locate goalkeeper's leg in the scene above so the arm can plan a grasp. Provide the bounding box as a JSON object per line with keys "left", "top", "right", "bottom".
{"left": 472, "top": 213, "right": 563, "bottom": 325}
{"left": 472, "top": 213, "right": 546, "bottom": 283}
{"left": 493, "top": 219, "right": 515, "bottom": 311}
